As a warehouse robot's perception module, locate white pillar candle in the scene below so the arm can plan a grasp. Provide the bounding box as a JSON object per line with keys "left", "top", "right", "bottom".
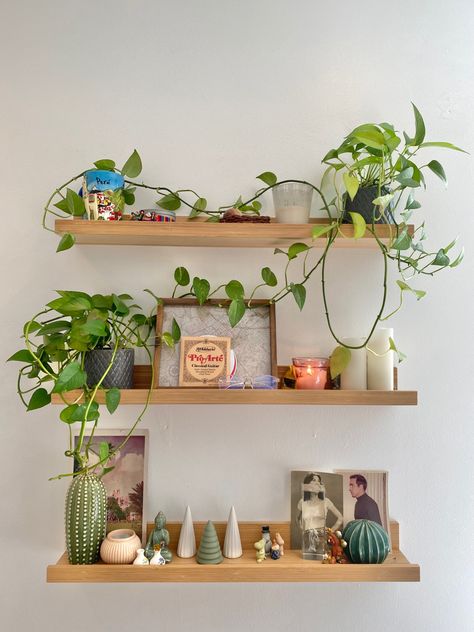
{"left": 275, "top": 205, "right": 310, "bottom": 224}
{"left": 367, "top": 328, "right": 394, "bottom": 390}
{"left": 340, "top": 337, "right": 367, "bottom": 390}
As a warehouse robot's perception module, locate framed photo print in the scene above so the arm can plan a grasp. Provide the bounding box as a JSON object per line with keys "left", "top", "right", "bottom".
{"left": 154, "top": 298, "right": 277, "bottom": 387}
{"left": 74, "top": 429, "right": 148, "bottom": 541}
{"left": 290, "top": 471, "right": 344, "bottom": 551}
{"left": 335, "top": 469, "right": 391, "bottom": 548}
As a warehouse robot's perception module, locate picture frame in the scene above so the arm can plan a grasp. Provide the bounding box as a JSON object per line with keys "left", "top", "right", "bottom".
{"left": 335, "top": 469, "right": 391, "bottom": 549}
{"left": 73, "top": 429, "right": 148, "bottom": 542}
{"left": 153, "top": 298, "right": 277, "bottom": 387}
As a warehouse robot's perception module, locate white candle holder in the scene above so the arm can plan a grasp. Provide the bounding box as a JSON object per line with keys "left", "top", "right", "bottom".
{"left": 366, "top": 328, "right": 394, "bottom": 391}
{"left": 272, "top": 182, "right": 313, "bottom": 224}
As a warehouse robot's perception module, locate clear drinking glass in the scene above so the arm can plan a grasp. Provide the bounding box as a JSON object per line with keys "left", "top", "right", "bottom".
{"left": 272, "top": 182, "right": 313, "bottom": 224}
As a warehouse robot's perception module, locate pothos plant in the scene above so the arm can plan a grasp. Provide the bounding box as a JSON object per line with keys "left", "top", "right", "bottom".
{"left": 7, "top": 291, "right": 179, "bottom": 480}
{"left": 42, "top": 104, "right": 465, "bottom": 376}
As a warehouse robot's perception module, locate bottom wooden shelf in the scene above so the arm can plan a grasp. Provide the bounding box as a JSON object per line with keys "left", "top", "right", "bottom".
{"left": 47, "top": 521, "right": 420, "bottom": 583}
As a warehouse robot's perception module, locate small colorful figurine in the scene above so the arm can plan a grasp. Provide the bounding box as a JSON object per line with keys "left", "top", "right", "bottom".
{"left": 275, "top": 532, "right": 285, "bottom": 556}
{"left": 270, "top": 540, "right": 280, "bottom": 560}
{"left": 322, "top": 528, "right": 348, "bottom": 564}
{"left": 254, "top": 538, "right": 266, "bottom": 563}
{"left": 145, "top": 511, "right": 172, "bottom": 562}
{"left": 261, "top": 525, "right": 272, "bottom": 557}
{"left": 132, "top": 548, "right": 149, "bottom": 565}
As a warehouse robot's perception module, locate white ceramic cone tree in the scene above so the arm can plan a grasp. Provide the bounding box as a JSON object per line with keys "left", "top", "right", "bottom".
{"left": 223, "top": 506, "right": 242, "bottom": 559}
{"left": 177, "top": 506, "right": 196, "bottom": 558}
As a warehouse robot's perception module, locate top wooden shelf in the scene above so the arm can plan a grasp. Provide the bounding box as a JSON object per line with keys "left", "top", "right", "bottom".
{"left": 55, "top": 218, "right": 410, "bottom": 249}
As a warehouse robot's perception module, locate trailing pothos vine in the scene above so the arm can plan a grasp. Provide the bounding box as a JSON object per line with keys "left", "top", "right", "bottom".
{"left": 42, "top": 104, "right": 465, "bottom": 377}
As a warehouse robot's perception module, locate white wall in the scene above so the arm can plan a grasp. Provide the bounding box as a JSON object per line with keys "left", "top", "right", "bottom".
{"left": 1, "top": 1, "right": 473, "bottom": 630}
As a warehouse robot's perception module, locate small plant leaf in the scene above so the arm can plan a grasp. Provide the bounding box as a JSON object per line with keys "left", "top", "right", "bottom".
{"left": 290, "top": 283, "right": 306, "bottom": 310}
{"left": 261, "top": 267, "right": 277, "bottom": 287}
{"left": 256, "top": 171, "right": 277, "bottom": 187}
{"left": 192, "top": 277, "right": 210, "bottom": 305}
{"left": 171, "top": 318, "right": 181, "bottom": 342}
{"left": 174, "top": 266, "right": 190, "bottom": 286}
{"left": 70, "top": 401, "right": 100, "bottom": 422}
{"left": 343, "top": 173, "right": 359, "bottom": 201}
{"left": 105, "top": 388, "right": 121, "bottom": 414}
{"left": 82, "top": 319, "right": 107, "bottom": 337}
{"left": 54, "top": 198, "right": 70, "bottom": 213}
{"left": 157, "top": 193, "right": 181, "bottom": 211}
{"left": 27, "top": 388, "right": 51, "bottom": 411}
{"left": 329, "top": 346, "right": 352, "bottom": 378}
{"left": 411, "top": 103, "right": 426, "bottom": 145}
{"left": 122, "top": 189, "right": 135, "bottom": 205}
{"left": 426, "top": 160, "right": 447, "bottom": 184}
{"left": 288, "top": 242, "right": 309, "bottom": 260}
{"left": 391, "top": 229, "right": 412, "bottom": 251}
{"left": 99, "top": 441, "right": 110, "bottom": 462}
{"left": 121, "top": 149, "right": 142, "bottom": 178}
{"left": 449, "top": 248, "right": 464, "bottom": 268}
{"left": 52, "top": 362, "right": 87, "bottom": 393}
{"left": 419, "top": 141, "right": 468, "bottom": 153}
{"left": 432, "top": 249, "right": 450, "bottom": 267}
{"left": 396, "top": 280, "right": 426, "bottom": 301}
{"left": 94, "top": 159, "right": 116, "bottom": 171}
{"left": 225, "top": 280, "right": 245, "bottom": 300}
{"left": 56, "top": 233, "right": 75, "bottom": 252}
{"left": 348, "top": 212, "right": 366, "bottom": 239}
{"left": 66, "top": 189, "right": 86, "bottom": 217}
{"left": 228, "top": 298, "right": 246, "bottom": 327}
{"left": 7, "top": 349, "right": 36, "bottom": 363}
{"left": 193, "top": 197, "right": 207, "bottom": 212}
{"left": 312, "top": 224, "right": 335, "bottom": 240}
{"left": 60, "top": 404, "right": 79, "bottom": 423}
{"left": 161, "top": 332, "right": 175, "bottom": 348}
{"left": 389, "top": 337, "right": 407, "bottom": 363}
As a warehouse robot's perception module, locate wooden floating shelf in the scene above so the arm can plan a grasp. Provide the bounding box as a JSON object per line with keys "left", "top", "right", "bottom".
{"left": 51, "top": 388, "right": 417, "bottom": 406}
{"left": 55, "top": 217, "right": 413, "bottom": 249}
{"left": 47, "top": 520, "right": 420, "bottom": 583}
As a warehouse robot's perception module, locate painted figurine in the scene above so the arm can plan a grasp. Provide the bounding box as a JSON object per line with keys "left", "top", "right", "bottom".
{"left": 150, "top": 546, "right": 167, "bottom": 566}
{"left": 271, "top": 540, "right": 280, "bottom": 560}
{"left": 275, "top": 532, "right": 285, "bottom": 556}
{"left": 254, "top": 538, "right": 266, "bottom": 563}
{"left": 145, "top": 511, "right": 172, "bottom": 562}
{"left": 133, "top": 548, "right": 149, "bottom": 565}
{"left": 261, "top": 525, "right": 272, "bottom": 557}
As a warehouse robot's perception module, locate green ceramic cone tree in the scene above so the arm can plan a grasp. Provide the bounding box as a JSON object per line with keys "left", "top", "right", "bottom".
{"left": 196, "top": 521, "right": 223, "bottom": 565}
{"left": 65, "top": 473, "right": 107, "bottom": 564}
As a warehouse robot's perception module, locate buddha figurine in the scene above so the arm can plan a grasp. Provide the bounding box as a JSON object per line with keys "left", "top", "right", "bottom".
{"left": 145, "top": 511, "right": 172, "bottom": 562}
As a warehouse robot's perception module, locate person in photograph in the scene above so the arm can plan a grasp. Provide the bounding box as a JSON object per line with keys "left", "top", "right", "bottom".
{"left": 349, "top": 474, "right": 382, "bottom": 525}
{"left": 297, "top": 473, "right": 343, "bottom": 554}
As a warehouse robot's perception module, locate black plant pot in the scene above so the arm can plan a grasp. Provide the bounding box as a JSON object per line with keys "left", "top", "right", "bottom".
{"left": 343, "top": 185, "right": 394, "bottom": 225}
{"left": 84, "top": 348, "right": 134, "bottom": 389}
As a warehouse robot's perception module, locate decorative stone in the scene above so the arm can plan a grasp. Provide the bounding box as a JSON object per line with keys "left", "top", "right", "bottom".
{"left": 177, "top": 506, "right": 196, "bottom": 558}
{"left": 223, "top": 506, "right": 242, "bottom": 559}
{"left": 100, "top": 529, "right": 142, "bottom": 564}
{"left": 196, "top": 521, "right": 223, "bottom": 565}
{"left": 342, "top": 519, "right": 390, "bottom": 564}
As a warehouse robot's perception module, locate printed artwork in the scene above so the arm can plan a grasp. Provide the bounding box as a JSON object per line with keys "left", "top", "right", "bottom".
{"left": 74, "top": 431, "right": 147, "bottom": 539}
{"left": 158, "top": 304, "right": 274, "bottom": 386}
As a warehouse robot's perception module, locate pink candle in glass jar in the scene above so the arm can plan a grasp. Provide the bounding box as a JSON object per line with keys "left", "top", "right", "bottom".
{"left": 292, "top": 357, "right": 329, "bottom": 390}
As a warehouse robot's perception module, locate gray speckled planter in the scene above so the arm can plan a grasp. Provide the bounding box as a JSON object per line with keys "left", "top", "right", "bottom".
{"left": 343, "top": 185, "right": 394, "bottom": 224}
{"left": 84, "top": 348, "right": 134, "bottom": 389}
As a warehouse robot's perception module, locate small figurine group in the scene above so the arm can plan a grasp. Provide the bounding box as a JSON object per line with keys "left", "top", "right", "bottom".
{"left": 133, "top": 511, "right": 173, "bottom": 566}
{"left": 322, "top": 529, "right": 348, "bottom": 564}
{"left": 254, "top": 526, "right": 285, "bottom": 563}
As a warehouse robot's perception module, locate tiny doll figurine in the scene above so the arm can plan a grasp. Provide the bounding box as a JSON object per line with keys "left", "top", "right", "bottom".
{"left": 261, "top": 525, "right": 272, "bottom": 557}
{"left": 254, "top": 538, "right": 266, "bottom": 563}
{"left": 275, "top": 532, "right": 285, "bottom": 556}
{"left": 270, "top": 540, "right": 280, "bottom": 560}
{"left": 145, "top": 511, "right": 172, "bottom": 562}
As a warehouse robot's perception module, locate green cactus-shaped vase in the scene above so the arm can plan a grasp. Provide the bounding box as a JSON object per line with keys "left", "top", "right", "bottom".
{"left": 65, "top": 473, "right": 107, "bottom": 565}
{"left": 196, "top": 521, "right": 223, "bottom": 565}
{"left": 342, "top": 519, "right": 390, "bottom": 564}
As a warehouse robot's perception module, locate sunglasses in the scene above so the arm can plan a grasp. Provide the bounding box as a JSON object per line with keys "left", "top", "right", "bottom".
{"left": 218, "top": 375, "right": 279, "bottom": 390}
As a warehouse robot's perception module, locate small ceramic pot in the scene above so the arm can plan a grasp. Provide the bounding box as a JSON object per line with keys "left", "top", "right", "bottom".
{"left": 100, "top": 529, "right": 142, "bottom": 564}
{"left": 84, "top": 348, "right": 134, "bottom": 389}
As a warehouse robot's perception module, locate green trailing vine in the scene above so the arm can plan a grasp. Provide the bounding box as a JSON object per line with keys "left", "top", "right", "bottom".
{"left": 42, "top": 104, "right": 465, "bottom": 376}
